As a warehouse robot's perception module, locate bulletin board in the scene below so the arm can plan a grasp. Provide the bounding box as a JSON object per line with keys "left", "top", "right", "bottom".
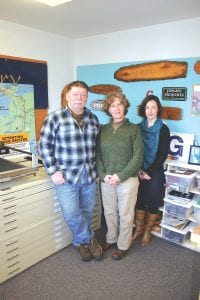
{"left": 77, "top": 56, "right": 200, "bottom": 143}
{"left": 0, "top": 54, "right": 48, "bottom": 143}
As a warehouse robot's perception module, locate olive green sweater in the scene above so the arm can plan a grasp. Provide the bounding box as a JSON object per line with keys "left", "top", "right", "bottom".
{"left": 96, "top": 119, "right": 144, "bottom": 182}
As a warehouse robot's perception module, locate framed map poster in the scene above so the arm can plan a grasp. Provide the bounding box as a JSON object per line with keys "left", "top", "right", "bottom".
{"left": 0, "top": 54, "right": 48, "bottom": 143}
{"left": 0, "top": 55, "right": 48, "bottom": 109}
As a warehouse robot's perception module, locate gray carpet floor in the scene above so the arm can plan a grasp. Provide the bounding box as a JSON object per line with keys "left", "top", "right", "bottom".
{"left": 0, "top": 222, "right": 199, "bottom": 300}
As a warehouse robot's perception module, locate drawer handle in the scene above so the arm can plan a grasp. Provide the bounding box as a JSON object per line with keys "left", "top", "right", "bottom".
{"left": 4, "top": 204, "right": 17, "bottom": 210}
{"left": 8, "top": 261, "right": 19, "bottom": 269}
{"left": 4, "top": 212, "right": 16, "bottom": 218}
{"left": 1, "top": 187, "right": 12, "bottom": 191}
{"left": 6, "top": 240, "right": 18, "bottom": 247}
{"left": 8, "top": 267, "right": 20, "bottom": 276}
{"left": 7, "top": 247, "right": 18, "bottom": 254}
{"left": 2, "top": 196, "right": 15, "bottom": 201}
{"left": 5, "top": 226, "right": 17, "bottom": 233}
{"left": 7, "top": 254, "right": 19, "bottom": 261}
{"left": 4, "top": 219, "right": 16, "bottom": 225}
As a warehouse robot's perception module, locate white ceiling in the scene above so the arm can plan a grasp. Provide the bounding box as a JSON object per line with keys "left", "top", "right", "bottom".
{"left": 1, "top": 0, "right": 200, "bottom": 39}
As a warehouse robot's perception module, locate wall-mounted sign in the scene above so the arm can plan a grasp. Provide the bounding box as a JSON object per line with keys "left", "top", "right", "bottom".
{"left": 162, "top": 87, "right": 187, "bottom": 101}
{"left": 0, "top": 55, "right": 48, "bottom": 108}
{"left": 192, "top": 84, "right": 200, "bottom": 115}
{"left": 168, "top": 132, "right": 194, "bottom": 162}
{"left": 90, "top": 100, "right": 104, "bottom": 111}
{"left": 89, "top": 84, "right": 122, "bottom": 95}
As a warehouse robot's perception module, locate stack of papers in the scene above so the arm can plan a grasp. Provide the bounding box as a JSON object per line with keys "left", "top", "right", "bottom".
{"left": 167, "top": 189, "right": 195, "bottom": 204}
{"left": 163, "top": 213, "right": 190, "bottom": 230}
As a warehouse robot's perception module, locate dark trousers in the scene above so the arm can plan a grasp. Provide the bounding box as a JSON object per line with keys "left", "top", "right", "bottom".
{"left": 136, "top": 170, "right": 165, "bottom": 214}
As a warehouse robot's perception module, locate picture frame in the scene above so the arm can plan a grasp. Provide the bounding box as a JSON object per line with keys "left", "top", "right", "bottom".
{"left": 188, "top": 145, "right": 200, "bottom": 165}
{"left": 0, "top": 54, "right": 48, "bottom": 141}
{"left": 191, "top": 84, "right": 200, "bottom": 115}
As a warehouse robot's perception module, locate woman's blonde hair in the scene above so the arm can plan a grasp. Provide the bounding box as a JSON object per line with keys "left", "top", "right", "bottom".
{"left": 103, "top": 92, "right": 130, "bottom": 116}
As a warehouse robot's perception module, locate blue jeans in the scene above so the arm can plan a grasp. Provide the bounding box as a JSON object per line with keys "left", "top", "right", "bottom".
{"left": 54, "top": 180, "right": 96, "bottom": 246}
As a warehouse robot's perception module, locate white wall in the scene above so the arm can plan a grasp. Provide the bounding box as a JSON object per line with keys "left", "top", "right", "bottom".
{"left": 74, "top": 17, "right": 200, "bottom": 141}
{"left": 0, "top": 20, "right": 74, "bottom": 112}
{"left": 1, "top": 17, "right": 200, "bottom": 112}
{"left": 74, "top": 17, "right": 200, "bottom": 67}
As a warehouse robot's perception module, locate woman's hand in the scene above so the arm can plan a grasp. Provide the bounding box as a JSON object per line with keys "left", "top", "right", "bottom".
{"left": 104, "top": 175, "right": 112, "bottom": 183}
{"left": 104, "top": 174, "right": 120, "bottom": 186}
{"left": 139, "top": 170, "right": 151, "bottom": 180}
{"left": 109, "top": 174, "right": 120, "bottom": 186}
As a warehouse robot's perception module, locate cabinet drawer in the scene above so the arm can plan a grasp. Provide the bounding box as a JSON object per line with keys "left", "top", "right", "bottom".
{"left": 163, "top": 199, "right": 194, "bottom": 221}
{"left": 0, "top": 215, "right": 71, "bottom": 259}
{"left": 0, "top": 227, "right": 72, "bottom": 261}
{"left": 0, "top": 196, "right": 62, "bottom": 236}
{"left": 0, "top": 188, "right": 56, "bottom": 217}
{"left": 0, "top": 232, "right": 70, "bottom": 284}
{"left": 0, "top": 205, "right": 100, "bottom": 260}
{"left": 165, "top": 170, "right": 197, "bottom": 193}
{"left": 0, "top": 181, "right": 54, "bottom": 204}
{"left": 161, "top": 224, "right": 190, "bottom": 244}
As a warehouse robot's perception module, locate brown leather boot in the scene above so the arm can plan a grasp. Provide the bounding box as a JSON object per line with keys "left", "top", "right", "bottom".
{"left": 140, "top": 213, "right": 157, "bottom": 246}
{"left": 132, "top": 209, "right": 146, "bottom": 241}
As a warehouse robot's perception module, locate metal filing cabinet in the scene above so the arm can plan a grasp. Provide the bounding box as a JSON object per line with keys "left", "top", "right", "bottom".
{"left": 0, "top": 168, "right": 102, "bottom": 283}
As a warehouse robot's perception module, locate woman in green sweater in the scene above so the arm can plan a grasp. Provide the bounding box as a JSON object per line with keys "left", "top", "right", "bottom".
{"left": 96, "top": 92, "right": 143, "bottom": 260}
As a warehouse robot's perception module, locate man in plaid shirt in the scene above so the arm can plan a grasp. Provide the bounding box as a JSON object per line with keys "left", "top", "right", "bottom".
{"left": 39, "top": 81, "right": 103, "bottom": 262}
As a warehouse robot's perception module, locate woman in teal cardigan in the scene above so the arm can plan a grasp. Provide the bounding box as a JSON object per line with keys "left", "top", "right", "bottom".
{"left": 96, "top": 92, "right": 143, "bottom": 260}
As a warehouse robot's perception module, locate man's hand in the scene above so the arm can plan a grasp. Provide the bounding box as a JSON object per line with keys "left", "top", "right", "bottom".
{"left": 51, "top": 171, "right": 65, "bottom": 185}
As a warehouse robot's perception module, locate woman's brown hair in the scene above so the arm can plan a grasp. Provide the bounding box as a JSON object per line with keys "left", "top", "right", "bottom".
{"left": 138, "top": 95, "right": 162, "bottom": 118}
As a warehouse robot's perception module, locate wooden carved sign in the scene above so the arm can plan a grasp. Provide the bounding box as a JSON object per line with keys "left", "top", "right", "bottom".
{"left": 114, "top": 60, "right": 188, "bottom": 82}
{"left": 89, "top": 84, "right": 122, "bottom": 95}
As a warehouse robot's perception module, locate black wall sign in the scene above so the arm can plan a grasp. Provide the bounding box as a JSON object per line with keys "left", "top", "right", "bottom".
{"left": 162, "top": 87, "right": 187, "bottom": 101}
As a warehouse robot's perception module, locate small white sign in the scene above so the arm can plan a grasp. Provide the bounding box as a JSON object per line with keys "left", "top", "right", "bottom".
{"left": 168, "top": 132, "right": 194, "bottom": 162}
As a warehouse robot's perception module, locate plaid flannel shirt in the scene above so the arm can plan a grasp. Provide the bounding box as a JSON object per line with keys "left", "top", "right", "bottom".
{"left": 39, "top": 107, "right": 99, "bottom": 184}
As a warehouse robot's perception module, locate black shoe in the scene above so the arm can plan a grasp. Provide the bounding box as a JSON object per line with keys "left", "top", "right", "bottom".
{"left": 101, "top": 242, "right": 117, "bottom": 251}
{"left": 77, "top": 245, "right": 93, "bottom": 262}
{"left": 111, "top": 248, "right": 127, "bottom": 260}
{"left": 87, "top": 238, "right": 103, "bottom": 261}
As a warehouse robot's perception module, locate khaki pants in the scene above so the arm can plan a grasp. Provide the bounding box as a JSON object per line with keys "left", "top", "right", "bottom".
{"left": 101, "top": 177, "right": 139, "bottom": 250}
